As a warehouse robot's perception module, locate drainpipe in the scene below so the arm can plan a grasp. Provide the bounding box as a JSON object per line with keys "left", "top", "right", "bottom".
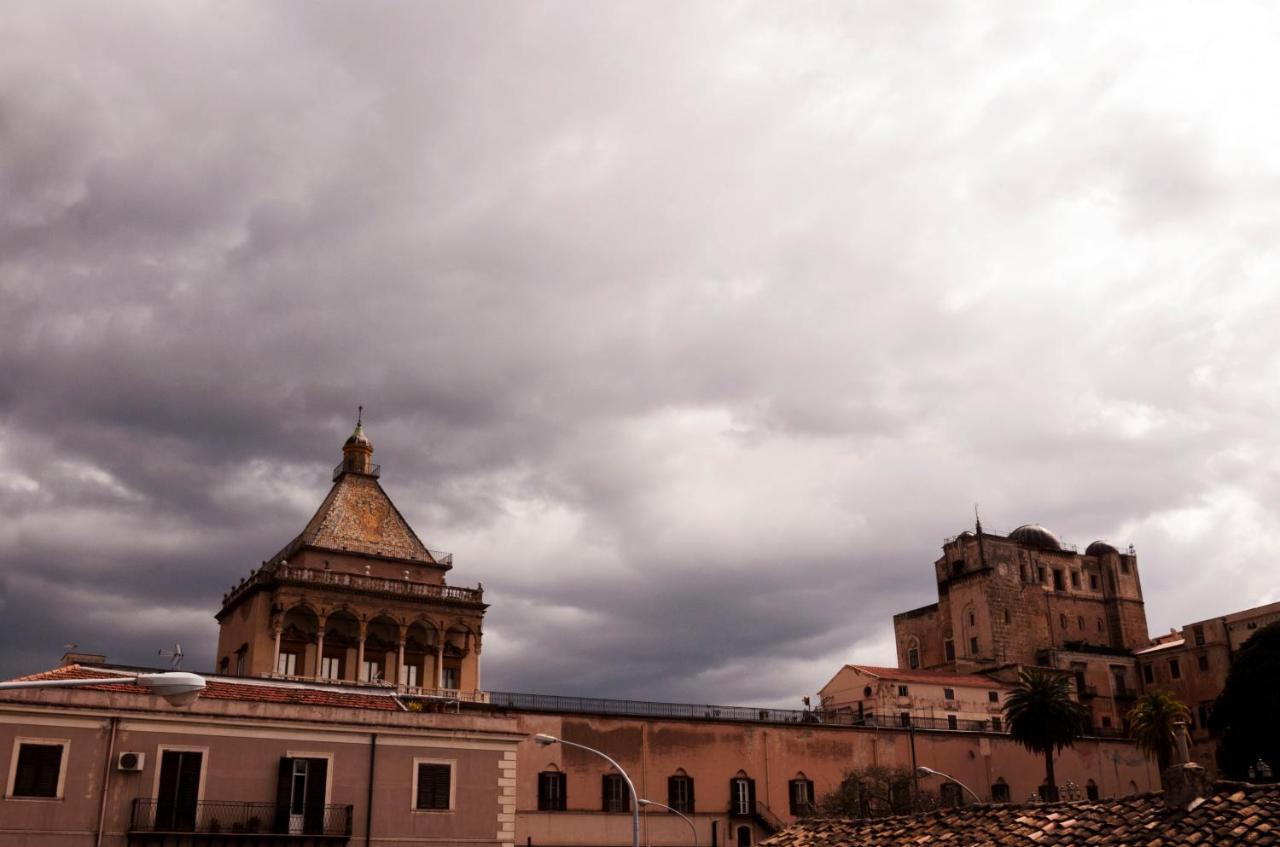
{"left": 366, "top": 733, "right": 378, "bottom": 847}
{"left": 95, "top": 717, "right": 119, "bottom": 847}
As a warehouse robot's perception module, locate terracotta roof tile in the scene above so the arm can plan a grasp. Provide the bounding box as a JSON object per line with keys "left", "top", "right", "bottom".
{"left": 762, "top": 783, "right": 1280, "bottom": 847}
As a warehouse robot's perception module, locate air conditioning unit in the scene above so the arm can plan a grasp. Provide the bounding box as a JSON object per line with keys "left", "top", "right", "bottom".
{"left": 117, "top": 752, "right": 145, "bottom": 772}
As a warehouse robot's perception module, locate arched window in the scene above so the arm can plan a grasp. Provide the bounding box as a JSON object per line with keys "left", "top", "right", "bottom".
{"left": 939, "top": 782, "right": 964, "bottom": 807}
{"left": 602, "top": 771, "right": 630, "bottom": 812}
{"left": 730, "top": 772, "right": 755, "bottom": 816}
{"left": 1086, "top": 779, "right": 1099, "bottom": 801}
{"left": 788, "top": 772, "right": 815, "bottom": 816}
{"left": 863, "top": 686, "right": 873, "bottom": 698}
{"left": 538, "top": 766, "right": 566, "bottom": 811}
{"left": 667, "top": 769, "right": 694, "bottom": 813}
{"left": 906, "top": 638, "right": 921, "bottom": 670}
{"left": 991, "top": 778, "right": 1010, "bottom": 803}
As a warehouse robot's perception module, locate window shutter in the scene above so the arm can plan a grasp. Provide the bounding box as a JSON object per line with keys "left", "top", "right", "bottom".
{"left": 274, "top": 758, "right": 294, "bottom": 833}
{"left": 747, "top": 779, "right": 757, "bottom": 815}
{"left": 304, "top": 758, "right": 328, "bottom": 835}
{"left": 687, "top": 777, "right": 695, "bottom": 814}
{"left": 805, "top": 780, "right": 814, "bottom": 813}
{"left": 602, "top": 775, "right": 611, "bottom": 811}
{"left": 667, "top": 776, "right": 678, "bottom": 809}
{"left": 417, "top": 764, "right": 451, "bottom": 810}
{"left": 14, "top": 744, "right": 62, "bottom": 797}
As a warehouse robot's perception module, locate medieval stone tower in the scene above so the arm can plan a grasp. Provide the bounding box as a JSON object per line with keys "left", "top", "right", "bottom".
{"left": 214, "top": 416, "right": 487, "bottom": 695}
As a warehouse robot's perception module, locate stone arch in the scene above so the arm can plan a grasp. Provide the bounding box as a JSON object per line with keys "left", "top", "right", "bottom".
{"left": 321, "top": 609, "right": 360, "bottom": 681}
{"left": 402, "top": 619, "right": 440, "bottom": 689}
{"left": 363, "top": 614, "right": 400, "bottom": 683}
{"left": 275, "top": 605, "right": 319, "bottom": 677}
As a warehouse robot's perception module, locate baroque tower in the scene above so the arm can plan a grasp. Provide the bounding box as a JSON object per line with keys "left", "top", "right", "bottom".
{"left": 215, "top": 415, "right": 487, "bottom": 695}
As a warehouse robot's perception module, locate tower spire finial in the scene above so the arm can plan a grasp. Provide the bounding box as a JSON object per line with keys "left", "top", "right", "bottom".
{"left": 357, "top": 405, "right": 363, "bottom": 426}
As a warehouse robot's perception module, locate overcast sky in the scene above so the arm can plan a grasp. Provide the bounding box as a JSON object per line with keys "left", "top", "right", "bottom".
{"left": 2, "top": 2, "right": 1279, "bottom": 705}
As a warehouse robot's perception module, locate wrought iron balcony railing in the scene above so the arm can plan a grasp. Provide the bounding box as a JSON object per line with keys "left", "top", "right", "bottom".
{"left": 333, "top": 461, "right": 381, "bottom": 480}
{"left": 129, "top": 798, "right": 352, "bottom": 839}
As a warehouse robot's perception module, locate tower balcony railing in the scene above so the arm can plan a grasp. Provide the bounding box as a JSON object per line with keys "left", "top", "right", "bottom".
{"left": 222, "top": 565, "right": 483, "bottom": 608}
{"left": 333, "top": 461, "right": 381, "bottom": 480}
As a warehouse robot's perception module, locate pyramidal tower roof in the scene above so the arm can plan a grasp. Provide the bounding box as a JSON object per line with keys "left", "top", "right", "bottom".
{"left": 284, "top": 414, "right": 441, "bottom": 566}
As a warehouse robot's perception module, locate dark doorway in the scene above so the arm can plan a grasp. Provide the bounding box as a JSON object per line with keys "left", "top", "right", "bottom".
{"left": 736, "top": 826, "right": 751, "bottom": 847}
{"left": 275, "top": 756, "right": 329, "bottom": 834}
{"left": 156, "top": 750, "right": 202, "bottom": 831}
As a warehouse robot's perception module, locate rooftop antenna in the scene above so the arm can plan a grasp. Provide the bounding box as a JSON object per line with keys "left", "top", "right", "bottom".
{"left": 158, "top": 643, "right": 184, "bottom": 670}
{"left": 357, "top": 405, "right": 363, "bottom": 426}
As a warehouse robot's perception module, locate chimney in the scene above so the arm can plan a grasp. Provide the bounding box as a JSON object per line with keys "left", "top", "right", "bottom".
{"left": 1162, "top": 763, "right": 1212, "bottom": 810}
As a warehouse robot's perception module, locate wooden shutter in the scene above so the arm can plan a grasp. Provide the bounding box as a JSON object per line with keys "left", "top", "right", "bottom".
{"left": 687, "top": 777, "right": 695, "bottom": 814}
{"left": 602, "top": 774, "right": 612, "bottom": 811}
{"left": 417, "top": 764, "right": 451, "bottom": 810}
{"left": 274, "top": 758, "right": 294, "bottom": 833}
{"left": 747, "top": 779, "right": 757, "bottom": 815}
{"left": 303, "top": 758, "right": 328, "bottom": 835}
{"left": 667, "top": 776, "right": 679, "bottom": 810}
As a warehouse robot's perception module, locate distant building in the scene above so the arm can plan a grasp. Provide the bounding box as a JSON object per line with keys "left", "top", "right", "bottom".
{"left": 892, "top": 520, "right": 1147, "bottom": 732}
{"left": 1135, "top": 599, "right": 1280, "bottom": 767}
{"left": 819, "top": 665, "right": 1009, "bottom": 732}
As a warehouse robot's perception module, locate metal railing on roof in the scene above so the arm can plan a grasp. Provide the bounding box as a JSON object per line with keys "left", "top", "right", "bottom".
{"left": 332, "top": 461, "right": 381, "bottom": 480}
{"left": 221, "top": 565, "right": 483, "bottom": 608}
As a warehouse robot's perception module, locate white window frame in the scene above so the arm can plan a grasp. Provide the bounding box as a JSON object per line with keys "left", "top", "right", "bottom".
{"left": 411, "top": 757, "right": 456, "bottom": 813}
{"left": 285, "top": 751, "right": 334, "bottom": 807}
{"left": 277, "top": 651, "right": 299, "bottom": 676}
{"left": 6, "top": 737, "right": 70, "bottom": 801}
{"left": 319, "top": 655, "right": 342, "bottom": 680}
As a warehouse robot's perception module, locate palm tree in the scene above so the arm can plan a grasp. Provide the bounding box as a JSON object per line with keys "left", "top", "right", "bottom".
{"left": 1003, "top": 668, "right": 1089, "bottom": 801}
{"left": 1128, "top": 691, "right": 1191, "bottom": 772}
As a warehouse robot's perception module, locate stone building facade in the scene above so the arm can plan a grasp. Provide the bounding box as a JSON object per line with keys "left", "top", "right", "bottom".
{"left": 1135, "top": 599, "right": 1280, "bottom": 768}
{"left": 215, "top": 419, "right": 487, "bottom": 697}
{"left": 892, "top": 521, "right": 1148, "bottom": 731}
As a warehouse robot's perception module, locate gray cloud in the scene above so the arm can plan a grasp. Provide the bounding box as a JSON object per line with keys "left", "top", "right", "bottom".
{"left": 3, "top": 1, "right": 1280, "bottom": 704}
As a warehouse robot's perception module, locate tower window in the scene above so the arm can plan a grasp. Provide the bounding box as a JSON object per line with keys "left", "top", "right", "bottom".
{"left": 602, "top": 773, "right": 630, "bottom": 812}
{"left": 1169, "top": 659, "right": 1181, "bottom": 680}
{"left": 944, "top": 640, "right": 955, "bottom": 661}
{"left": 1197, "top": 654, "right": 1209, "bottom": 672}
{"left": 538, "top": 772, "right": 567, "bottom": 811}
{"left": 969, "top": 636, "right": 979, "bottom": 655}
{"left": 988, "top": 691, "right": 999, "bottom": 702}
{"left": 907, "top": 648, "right": 920, "bottom": 669}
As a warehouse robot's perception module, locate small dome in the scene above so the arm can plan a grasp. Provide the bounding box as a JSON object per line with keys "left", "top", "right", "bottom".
{"left": 1009, "top": 524, "right": 1063, "bottom": 551}
{"left": 1086, "top": 540, "right": 1119, "bottom": 556}
{"left": 344, "top": 423, "right": 372, "bottom": 449}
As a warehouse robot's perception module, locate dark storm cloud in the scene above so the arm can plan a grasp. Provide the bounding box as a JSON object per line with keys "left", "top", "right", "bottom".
{"left": 3, "top": 2, "right": 1280, "bottom": 703}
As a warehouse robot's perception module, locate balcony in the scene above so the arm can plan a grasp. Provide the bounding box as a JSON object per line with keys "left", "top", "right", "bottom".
{"left": 333, "top": 461, "right": 380, "bottom": 480}
{"left": 129, "top": 799, "right": 352, "bottom": 845}
{"left": 222, "top": 564, "right": 484, "bottom": 610}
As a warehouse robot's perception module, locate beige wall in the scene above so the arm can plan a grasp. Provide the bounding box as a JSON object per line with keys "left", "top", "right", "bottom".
{"left": 819, "top": 667, "right": 1006, "bottom": 725}
{"left": 0, "top": 687, "right": 521, "bottom": 847}
{"left": 509, "top": 710, "right": 1157, "bottom": 847}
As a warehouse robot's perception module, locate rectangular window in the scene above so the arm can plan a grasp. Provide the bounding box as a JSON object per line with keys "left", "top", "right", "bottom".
{"left": 401, "top": 665, "right": 419, "bottom": 688}
{"left": 788, "top": 779, "right": 814, "bottom": 816}
{"left": 1101, "top": 715, "right": 1112, "bottom": 728}
{"left": 899, "top": 712, "right": 911, "bottom": 727}
{"left": 1071, "top": 571, "right": 1081, "bottom": 588}
{"left": 415, "top": 762, "right": 452, "bottom": 811}
{"left": 667, "top": 775, "right": 694, "bottom": 814}
{"left": 1120, "top": 559, "right": 1130, "bottom": 574}
{"left": 907, "top": 648, "right": 920, "bottom": 669}
{"left": 944, "top": 640, "right": 955, "bottom": 662}
{"left": 969, "top": 636, "right": 979, "bottom": 655}
{"left": 731, "top": 777, "right": 755, "bottom": 816}
{"left": 362, "top": 660, "right": 381, "bottom": 683}
{"left": 943, "top": 688, "right": 955, "bottom": 700}
{"left": 988, "top": 691, "right": 999, "bottom": 703}
{"left": 320, "top": 656, "right": 342, "bottom": 680}
{"left": 1037, "top": 566, "right": 1046, "bottom": 583}
{"left": 9, "top": 741, "right": 66, "bottom": 798}
{"left": 939, "top": 782, "right": 964, "bottom": 807}
{"left": 602, "top": 773, "right": 630, "bottom": 812}
{"left": 947, "top": 715, "right": 958, "bottom": 730}
{"left": 1193, "top": 625, "right": 1205, "bottom": 646}
{"left": 538, "top": 772, "right": 566, "bottom": 811}
{"left": 991, "top": 782, "right": 1010, "bottom": 803}
{"left": 1142, "top": 665, "right": 1154, "bottom": 684}
{"left": 277, "top": 652, "right": 299, "bottom": 676}
{"left": 234, "top": 652, "right": 246, "bottom": 677}
{"left": 1197, "top": 654, "right": 1209, "bottom": 672}
{"left": 441, "top": 666, "right": 460, "bottom": 690}
{"left": 991, "top": 716, "right": 1002, "bottom": 732}
{"left": 1090, "top": 574, "right": 1099, "bottom": 590}
{"left": 1198, "top": 702, "right": 1213, "bottom": 727}
{"left": 897, "top": 684, "right": 908, "bottom": 696}
{"left": 1053, "top": 570, "right": 1064, "bottom": 591}
{"left": 1169, "top": 659, "right": 1181, "bottom": 680}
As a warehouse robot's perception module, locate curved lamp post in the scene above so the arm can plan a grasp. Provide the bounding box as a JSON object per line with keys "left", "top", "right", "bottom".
{"left": 638, "top": 799, "right": 696, "bottom": 847}
{"left": 916, "top": 766, "right": 982, "bottom": 804}
{"left": 0, "top": 672, "right": 207, "bottom": 707}
{"left": 535, "top": 733, "right": 638, "bottom": 847}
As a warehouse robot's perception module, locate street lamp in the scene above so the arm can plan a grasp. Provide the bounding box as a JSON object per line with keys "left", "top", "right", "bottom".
{"left": 916, "top": 766, "right": 982, "bottom": 804}
{"left": 534, "top": 733, "right": 639, "bottom": 847}
{"left": 0, "top": 672, "right": 207, "bottom": 707}
{"left": 638, "top": 799, "right": 697, "bottom": 847}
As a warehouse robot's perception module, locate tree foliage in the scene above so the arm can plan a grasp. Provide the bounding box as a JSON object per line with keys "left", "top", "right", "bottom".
{"left": 815, "top": 765, "right": 936, "bottom": 818}
{"left": 1127, "top": 690, "right": 1190, "bottom": 772}
{"left": 1003, "top": 668, "right": 1088, "bottom": 800}
{"left": 1210, "top": 620, "right": 1280, "bottom": 779}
